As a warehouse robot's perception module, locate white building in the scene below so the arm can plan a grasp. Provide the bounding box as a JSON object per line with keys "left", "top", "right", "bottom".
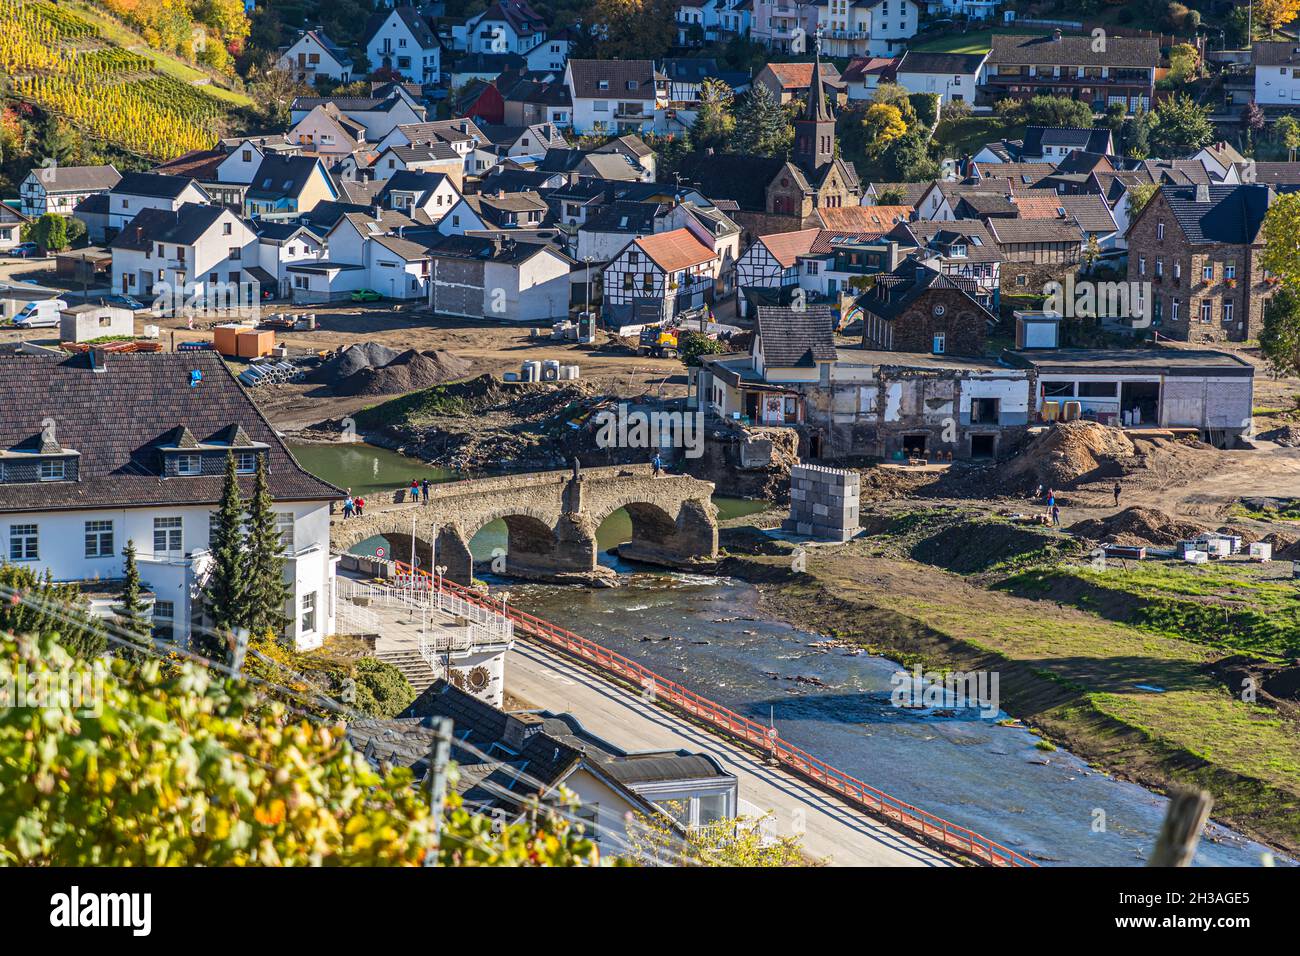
{"left": 564, "top": 59, "right": 666, "bottom": 135}
{"left": 275, "top": 29, "right": 354, "bottom": 84}
{"left": 426, "top": 233, "right": 571, "bottom": 322}
{"left": 0, "top": 351, "right": 341, "bottom": 651}
{"left": 20, "top": 164, "right": 121, "bottom": 219}
{"left": 465, "top": 0, "right": 547, "bottom": 54}
{"left": 1253, "top": 41, "right": 1300, "bottom": 106}
{"left": 106, "top": 173, "right": 210, "bottom": 237}
{"left": 109, "top": 204, "right": 257, "bottom": 304}
{"left": 364, "top": 7, "right": 441, "bottom": 84}
{"left": 894, "top": 49, "right": 987, "bottom": 105}
{"left": 0, "top": 205, "right": 31, "bottom": 252}
{"left": 601, "top": 227, "right": 717, "bottom": 332}
{"left": 812, "top": 0, "right": 918, "bottom": 58}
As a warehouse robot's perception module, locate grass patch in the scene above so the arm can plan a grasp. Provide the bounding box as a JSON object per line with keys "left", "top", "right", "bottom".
{"left": 933, "top": 116, "right": 1024, "bottom": 159}
{"left": 353, "top": 383, "right": 474, "bottom": 430}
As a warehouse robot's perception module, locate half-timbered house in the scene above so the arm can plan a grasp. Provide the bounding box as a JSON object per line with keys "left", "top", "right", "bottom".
{"left": 601, "top": 227, "right": 717, "bottom": 333}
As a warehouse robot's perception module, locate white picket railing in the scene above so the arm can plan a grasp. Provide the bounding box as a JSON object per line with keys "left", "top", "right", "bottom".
{"left": 337, "top": 577, "right": 514, "bottom": 648}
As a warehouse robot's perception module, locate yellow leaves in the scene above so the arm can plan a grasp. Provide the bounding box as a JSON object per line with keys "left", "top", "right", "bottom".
{"left": 254, "top": 799, "right": 286, "bottom": 826}
{"left": 1256, "top": 0, "right": 1300, "bottom": 32}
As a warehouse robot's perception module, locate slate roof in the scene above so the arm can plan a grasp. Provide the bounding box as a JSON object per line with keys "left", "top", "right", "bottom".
{"left": 0, "top": 352, "right": 340, "bottom": 514}
{"left": 857, "top": 260, "right": 993, "bottom": 323}
{"left": 755, "top": 304, "right": 837, "bottom": 367}
{"left": 896, "top": 50, "right": 988, "bottom": 76}
{"left": 1249, "top": 163, "right": 1300, "bottom": 187}
{"left": 247, "top": 154, "right": 324, "bottom": 200}
{"left": 987, "top": 217, "right": 1083, "bottom": 244}
{"left": 676, "top": 152, "right": 785, "bottom": 211}
{"left": 888, "top": 219, "right": 1001, "bottom": 262}
{"left": 1021, "top": 126, "right": 1112, "bottom": 156}
{"left": 1157, "top": 184, "right": 1275, "bottom": 245}
{"left": 583, "top": 200, "right": 665, "bottom": 233}
{"left": 452, "top": 52, "right": 526, "bottom": 75}
{"left": 1252, "top": 40, "right": 1300, "bottom": 68}
{"left": 988, "top": 33, "right": 1159, "bottom": 69}
{"left": 424, "top": 232, "right": 567, "bottom": 264}
{"left": 111, "top": 171, "right": 199, "bottom": 200}
{"left": 108, "top": 205, "right": 230, "bottom": 250}
{"left": 30, "top": 164, "right": 121, "bottom": 193}
{"left": 363, "top": 7, "right": 438, "bottom": 49}
{"left": 566, "top": 59, "right": 658, "bottom": 100}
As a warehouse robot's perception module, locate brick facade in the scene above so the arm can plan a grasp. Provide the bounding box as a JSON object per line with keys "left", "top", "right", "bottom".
{"left": 862, "top": 285, "right": 988, "bottom": 356}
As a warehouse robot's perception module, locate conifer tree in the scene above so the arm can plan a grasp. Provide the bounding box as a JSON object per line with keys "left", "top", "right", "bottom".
{"left": 203, "top": 453, "right": 247, "bottom": 651}
{"left": 113, "top": 540, "right": 152, "bottom": 656}
{"left": 243, "top": 455, "right": 290, "bottom": 638}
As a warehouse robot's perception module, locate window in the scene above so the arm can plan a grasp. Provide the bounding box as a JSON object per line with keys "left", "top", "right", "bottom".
{"left": 301, "top": 591, "right": 317, "bottom": 633}
{"left": 1223, "top": 301, "right": 1234, "bottom": 324}
{"left": 622, "top": 273, "right": 633, "bottom": 291}
{"left": 1138, "top": 257, "right": 1146, "bottom": 276}
{"left": 9, "top": 524, "right": 38, "bottom": 561}
{"left": 932, "top": 332, "right": 945, "bottom": 354}
{"left": 222, "top": 222, "right": 232, "bottom": 236}
{"left": 84, "top": 520, "right": 113, "bottom": 558}
{"left": 1225, "top": 263, "right": 1237, "bottom": 280}
{"left": 1202, "top": 265, "right": 1213, "bottom": 281}
{"left": 1173, "top": 262, "right": 1181, "bottom": 280}
{"left": 236, "top": 452, "right": 257, "bottom": 473}
{"left": 276, "top": 512, "right": 295, "bottom": 553}
{"left": 1171, "top": 299, "right": 1180, "bottom": 322}
{"left": 1200, "top": 300, "right": 1213, "bottom": 323}
{"left": 153, "top": 517, "right": 183, "bottom": 556}
{"left": 176, "top": 454, "right": 201, "bottom": 476}
{"left": 152, "top": 600, "right": 174, "bottom": 642}
{"left": 1155, "top": 258, "right": 1163, "bottom": 277}
{"left": 1156, "top": 222, "right": 1164, "bottom": 240}
{"left": 38, "top": 459, "right": 65, "bottom": 481}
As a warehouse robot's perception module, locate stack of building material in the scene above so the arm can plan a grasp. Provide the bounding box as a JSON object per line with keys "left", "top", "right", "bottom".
{"left": 781, "top": 464, "right": 860, "bottom": 542}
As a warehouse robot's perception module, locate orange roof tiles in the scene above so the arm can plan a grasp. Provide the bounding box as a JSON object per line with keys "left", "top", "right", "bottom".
{"left": 635, "top": 228, "right": 716, "bottom": 272}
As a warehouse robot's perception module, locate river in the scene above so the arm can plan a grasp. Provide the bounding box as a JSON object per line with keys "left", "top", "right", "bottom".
{"left": 294, "top": 441, "right": 1288, "bottom": 867}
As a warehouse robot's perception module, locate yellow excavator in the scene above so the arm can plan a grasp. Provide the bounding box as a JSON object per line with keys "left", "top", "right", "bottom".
{"left": 637, "top": 326, "right": 679, "bottom": 359}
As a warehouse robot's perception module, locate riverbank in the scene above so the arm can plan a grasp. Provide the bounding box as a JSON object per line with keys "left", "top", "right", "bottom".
{"left": 718, "top": 512, "right": 1300, "bottom": 859}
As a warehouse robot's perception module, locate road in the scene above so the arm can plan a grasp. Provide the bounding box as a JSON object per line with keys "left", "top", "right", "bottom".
{"left": 505, "top": 639, "right": 956, "bottom": 867}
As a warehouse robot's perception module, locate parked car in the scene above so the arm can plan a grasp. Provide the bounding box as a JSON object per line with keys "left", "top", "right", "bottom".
{"left": 11, "top": 298, "right": 68, "bottom": 328}
{"left": 103, "top": 294, "right": 146, "bottom": 311}
{"left": 9, "top": 242, "right": 39, "bottom": 258}
{"left": 351, "top": 288, "right": 383, "bottom": 302}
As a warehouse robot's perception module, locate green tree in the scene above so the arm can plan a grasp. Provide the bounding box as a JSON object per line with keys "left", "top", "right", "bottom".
{"left": 1261, "top": 192, "right": 1300, "bottom": 291}
{"left": 0, "top": 564, "right": 107, "bottom": 659}
{"left": 1277, "top": 115, "right": 1300, "bottom": 161}
{"left": 882, "top": 129, "right": 940, "bottom": 181}
{"left": 204, "top": 453, "right": 247, "bottom": 648}
{"left": 626, "top": 804, "right": 812, "bottom": 866}
{"left": 113, "top": 540, "right": 152, "bottom": 655}
{"left": 243, "top": 455, "right": 289, "bottom": 638}
{"left": 1260, "top": 286, "right": 1300, "bottom": 376}
{"left": 692, "top": 78, "right": 735, "bottom": 151}
{"left": 1022, "top": 95, "right": 1094, "bottom": 129}
{"left": 1167, "top": 43, "right": 1200, "bottom": 85}
{"left": 870, "top": 82, "right": 919, "bottom": 130}
{"left": 353, "top": 658, "right": 417, "bottom": 717}
{"left": 588, "top": 0, "right": 676, "bottom": 58}
{"left": 1121, "top": 107, "right": 1152, "bottom": 159}
{"left": 31, "top": 213, "right": 69, "bottom": 253}
{"left": 1149, "top": 94, "right": 1215, "bottom": 154}
{"left": 1126, "top": 182, "right": 1159, "bottom": 221}
{"left": 0, "top": 629, "right": 602, "bottom": 866}
{"left": 732, "top": 83, "right": 792, "bottom": 158}
{"left": 678, "top": 330, "right": 727, "bottom": 366}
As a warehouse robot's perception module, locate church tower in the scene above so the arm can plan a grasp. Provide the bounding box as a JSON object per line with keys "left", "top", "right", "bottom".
{"left": 793, "top": 38, "right": 835, "bottom": 176}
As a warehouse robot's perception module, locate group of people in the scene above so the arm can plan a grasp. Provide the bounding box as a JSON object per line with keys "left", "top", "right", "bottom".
{"left": 409, "top": 478, "right": 432, "bottom": 504}
{"left": 1033, "top": 481, "right": 1122, "bottom": 528}
{"left": 341, "top": 492, "right": 366, "bottom": 519}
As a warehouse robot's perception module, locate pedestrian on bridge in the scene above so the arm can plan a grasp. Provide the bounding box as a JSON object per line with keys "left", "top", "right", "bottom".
{"left": 422, "top": 478, "right": 431, "bottom": 504}
{"left": 410, "top": 478, "right": 421, "bottom": 503}
{"left": 342, "top": 496, "right": 355, "bottom": 520}
{"left": 355, "top": 496, "right": 365, "bottom": 517}
{"left": 652, "top": 452, "right": 663, "bottom": 477}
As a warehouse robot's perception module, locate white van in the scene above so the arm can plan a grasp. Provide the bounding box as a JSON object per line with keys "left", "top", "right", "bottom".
{"left": 11, "top": 298, "right": 69, "bottom": 328}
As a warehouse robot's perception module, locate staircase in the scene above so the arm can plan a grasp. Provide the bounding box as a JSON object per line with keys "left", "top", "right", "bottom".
{"left": 375, "top": 647, "right": 439, "bottom": 691}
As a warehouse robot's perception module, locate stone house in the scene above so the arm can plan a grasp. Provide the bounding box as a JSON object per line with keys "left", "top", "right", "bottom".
{"left": 1125, "top": 183, "right": 1275, "bottom": 344}
{"left": 857, "top": 261, "right": 994, "bottom": 356}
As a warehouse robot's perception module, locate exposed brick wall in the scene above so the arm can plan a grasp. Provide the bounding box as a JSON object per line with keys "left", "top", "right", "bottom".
{"left": 863, "top": 287, "right": 988, "bottom": 356}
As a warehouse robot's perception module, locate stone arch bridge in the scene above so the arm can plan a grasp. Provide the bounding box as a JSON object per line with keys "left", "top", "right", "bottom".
{"left": 331, "top": 464, "right": 718, "bottom": 584}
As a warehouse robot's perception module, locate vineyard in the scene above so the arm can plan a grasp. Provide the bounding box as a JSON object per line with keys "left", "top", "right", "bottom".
{"left": 0, "top": 0, "right": 236, "bottom": 160}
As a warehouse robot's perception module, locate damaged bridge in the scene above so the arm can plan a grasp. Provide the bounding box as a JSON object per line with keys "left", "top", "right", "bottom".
{"left": 330, "top": 463, "right": 718, "bottom": 584}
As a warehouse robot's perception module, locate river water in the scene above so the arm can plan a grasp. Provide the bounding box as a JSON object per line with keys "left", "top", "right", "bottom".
{"left": 295, "top": 441, "right": 1288, "bottom": 867}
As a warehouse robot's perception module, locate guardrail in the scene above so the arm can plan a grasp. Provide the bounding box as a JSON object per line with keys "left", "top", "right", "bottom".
{"left": 391, "top": 560, "right": 1038, "bottom": 867}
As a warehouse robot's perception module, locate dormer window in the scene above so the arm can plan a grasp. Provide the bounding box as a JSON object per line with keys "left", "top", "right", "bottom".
{"left": 176, "top": 454, "right": 201, "bottom": 476}
{"left": 39, "top": 459, "right": 65, "bottom": 481}
{"left": 236, "top": 452, "right": 257, "bottom": 473}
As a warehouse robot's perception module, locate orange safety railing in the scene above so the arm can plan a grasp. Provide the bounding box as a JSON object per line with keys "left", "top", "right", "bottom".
{"left": 392, "top": 560, "right": 1038, "bottom": 867}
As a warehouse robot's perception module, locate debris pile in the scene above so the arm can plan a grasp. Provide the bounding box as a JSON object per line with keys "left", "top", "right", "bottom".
{"left": 1257, "top": 424, "right": 1300, "bottom": 447}
{"left": 1067, "top": 506, "right": 1206, "bottom": 547}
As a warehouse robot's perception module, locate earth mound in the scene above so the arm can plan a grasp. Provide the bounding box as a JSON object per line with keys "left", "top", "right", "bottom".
{"left": 1067, "top": 506, "right": 1205, "bottom": 546}
{"left": 999, "top": 421, "right": 1136, "bottom": 491}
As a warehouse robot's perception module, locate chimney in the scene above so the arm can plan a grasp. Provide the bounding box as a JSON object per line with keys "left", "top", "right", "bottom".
{"left": 1195, "top": 183, "right": 1210, "bottom": 203}
{"left": 502, "top": 711, "right": 545, "bottom": 751}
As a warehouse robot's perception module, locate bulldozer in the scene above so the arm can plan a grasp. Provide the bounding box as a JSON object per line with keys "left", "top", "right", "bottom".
{"left": 637, "top": 325, "right": 679, "bottom": 359}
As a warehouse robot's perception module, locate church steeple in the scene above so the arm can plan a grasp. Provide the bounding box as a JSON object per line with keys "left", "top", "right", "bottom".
{"left": 794, "top": 30, "right": 835, "bottom": 176}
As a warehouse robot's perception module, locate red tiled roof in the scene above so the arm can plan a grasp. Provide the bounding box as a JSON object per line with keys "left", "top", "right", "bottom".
{"left": 635, "top": 228, "right": 716, "bottom": 272}
{"left": 758, "top": 227, "right": 819, "bottom": 268}
{"left": 815, "top": 204, "right": 912, "bottom": 232}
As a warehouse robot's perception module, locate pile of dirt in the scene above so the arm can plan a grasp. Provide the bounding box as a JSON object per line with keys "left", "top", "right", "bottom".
{"left": 1261, "top": 530, "right": 1300, "bottom": 559}
{"left": 306, "top": 342, "right": 402, "bottom": 383}
{"left": 998, "top": 421, "right": 1136, "bottom": 491}
{"left": 1257, "top": 424, "right": 1300, "bottom": 447}
{"left": 332, "top": 349, "right": 472, "bottom": 397}
{"left": 1067, "top": 506, "right": 1206, "bottom": 547}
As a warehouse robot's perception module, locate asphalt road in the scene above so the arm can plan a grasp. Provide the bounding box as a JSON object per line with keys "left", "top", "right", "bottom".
{"left": 505, "top": 639, "right": 956, "bottom": 867}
